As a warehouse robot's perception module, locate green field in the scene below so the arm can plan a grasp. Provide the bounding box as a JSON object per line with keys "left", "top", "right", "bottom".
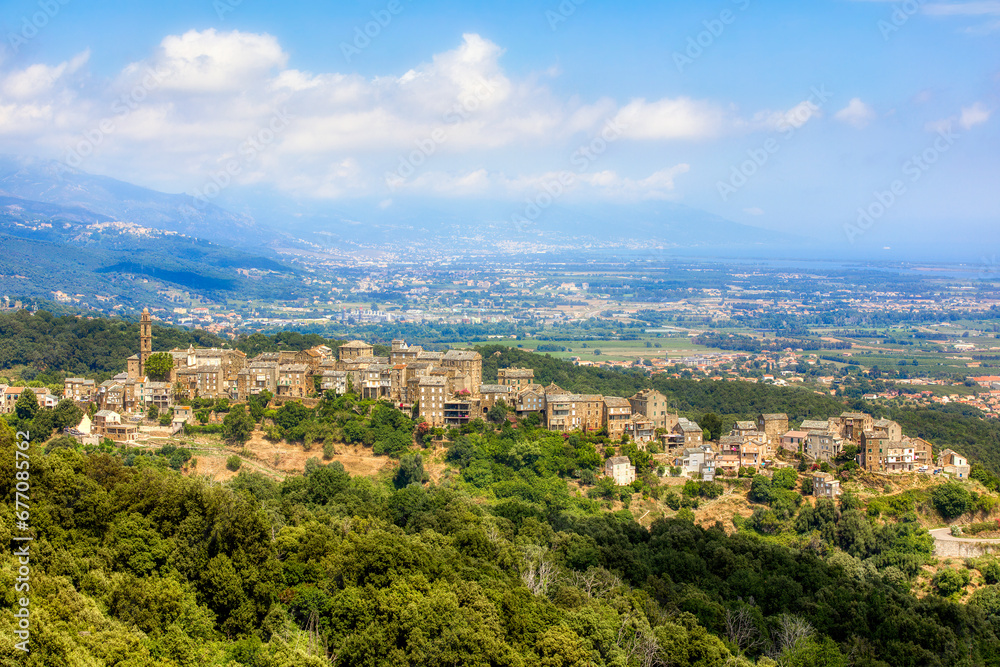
{"left": 468, "top": 335, "right": 712, "bottom": 362}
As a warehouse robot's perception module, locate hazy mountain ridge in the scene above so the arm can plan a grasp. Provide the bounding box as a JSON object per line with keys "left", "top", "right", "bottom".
{"left": 0, "top": 155, "right": 263, "bottom": 247}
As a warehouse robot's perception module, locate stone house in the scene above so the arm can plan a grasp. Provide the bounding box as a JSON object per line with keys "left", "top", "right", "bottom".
{"left": 627, "top": 389, "right": 675, "bottom": 431}
{"left": 603, "top": 396, "right": 633, "bottom": 440}
{"left": 937, "top": 449, "right": 971, "bottom": 479}
{"left": 757, "top": 413, "right": 789, "bottom": 447}
{"left": 806, "top": 430, "right": 843, "bottom": 464}
{"left": 605, "top": 456, "right": 637, "bottom": 486}
{"left": 813, "top": 472, "right": 841, "bottom": 499}
{"left": 497, "top": 367, "right": 535, "bottom": 389}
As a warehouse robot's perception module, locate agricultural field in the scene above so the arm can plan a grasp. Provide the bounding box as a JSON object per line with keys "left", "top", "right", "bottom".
{"left": 467, "top": 334, "right": 712, "bottom": 362}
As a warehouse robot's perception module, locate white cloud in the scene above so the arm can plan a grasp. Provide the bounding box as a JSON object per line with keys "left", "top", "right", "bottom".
{"left": 925, "top": 101, "right": 992, "bottom": 133}
{"left": 835, "top": 98, "right": 876, "bottom": 128}
{"left": 2, "top": 50, "right": 88, "bottom": 100}
{"left": 145, "top": 29, "right": 287, "bottom": 93}
{"left": 754, "top": 100, "right": 822, "bottom": 132}
{"left": 0, "top": 29, "right": 815, "bottom": 201}
{"left": 578, "top": 164, "right": 691, "bottom": 200}
{"left": 960, "top": 101, "right": 992, "bottom": 128}
{"left": 613, "top": 98, "right": 728, "bottom": 140}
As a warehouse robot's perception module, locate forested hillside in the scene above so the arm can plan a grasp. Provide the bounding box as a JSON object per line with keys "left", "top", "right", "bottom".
{"left": 0, "top": 310, "right": 229, "bottom": 377}
{"left": 0, "top": 311, "right": 369, "bottom": 382}
{"left": 5, "top": 409, "right": 1000, "bottom": 666}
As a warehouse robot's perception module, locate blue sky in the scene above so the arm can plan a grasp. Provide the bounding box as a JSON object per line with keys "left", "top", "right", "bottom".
{"left": 0, "top": 0, "right": 996, "bottom": 254}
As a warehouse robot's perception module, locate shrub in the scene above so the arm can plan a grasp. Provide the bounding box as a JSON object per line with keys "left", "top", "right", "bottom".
{"left": 746, "top": 508, "right": 782, "bottom": 535}
{"left": 168, "top": 449, "right": 191, "bottom": 470}
{"left": 772, "top": 467, "right": 798, "bottom": 490}
{"left": 933, "top": 568, "right": 971, "bottom": 597}
{"left": 982, "top": 559, "right": 1000, "bottom": 585}
{"left": 664, "top": 491, "right": 681, "bottom": 510}
{"left": 933, "top": 483, "right": 973, "bottom": 520}
{"left": 965, "top": 521, "right": 998, "bottom": 535}
{"left": 226, "top": 455, "right": 242, "bottom": 472}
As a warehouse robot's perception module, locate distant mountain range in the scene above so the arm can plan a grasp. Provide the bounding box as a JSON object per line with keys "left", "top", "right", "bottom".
{"left": 0, "top": 154, "right": 802, "bottom": 255}
{"left": 0, "top": 154, "right": 816, "bottom": 310}
{"left": 0, "top": 156, "right": 300, "bottom": 308}
{"left": 237, "top": 192, "right": 802, "bottom": 255}
{"left": 0, "top": 155, "right": 263, "bottom": 248}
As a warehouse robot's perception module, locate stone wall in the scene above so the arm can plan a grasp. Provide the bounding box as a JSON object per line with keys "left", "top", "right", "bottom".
{"left": 934, "top": 537, "right": 1000, "bottom": 559}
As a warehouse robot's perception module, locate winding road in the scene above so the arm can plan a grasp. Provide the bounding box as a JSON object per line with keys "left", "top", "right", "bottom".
{"left": 930, "top": 527, "right": 1000, "bottom": 558}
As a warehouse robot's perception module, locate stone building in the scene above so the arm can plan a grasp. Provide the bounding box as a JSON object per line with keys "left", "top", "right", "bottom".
{"left": 237, "top": 360, "right": 279, "bottom": 398}
{"left": 834, "top": 412, "right": 873, "bottom": 444}
{"left": 277, "top": 364, "right": 310, "bottom": 398}
{"left": 498, "top": 367, "right": 536, "bottom": 389}
{"left": 416, "top": 376, "right": 449, "bottom": 426}
{"left": 757, "top": 413, "right": 789, "bottom": 447}
{"left": 860, "top": 430, "right": 890, "bottom": 471}
{"left": 873, "top": 418, "right": 903, "bottom": 441}
{"left": 937, "top": 449, "right": 971, "bottom": 479}
{"left": 169, "top": 346, "right": 247, "bottom": 399}
{"left": 605, "top": 456, "right": 636, "bottom": 486}
{"left": 339, "top": 340, "right": 375, "bottom": 362}
{"left": 780, "top": 430, "right": 809, "bottom": 454}
{"left": 441, "top": 349, "right": 483, "bottom": 394}
{"left": 604, "top": 396, "right": 633, "bottom": 440}
{"left": 733, "top": 420, "right": 763, "bottom": 439}
{"left": 673, "top": 418, "right": 703, "bottom": 448}
{"left": 126, "top": 308, "right": 153, "bottom": 380}
{"left": 64, "top": 378, "right": 96, "bottom": 403}
{"left": 627, "top": 389, "right": 675, "bottom": 431}
{"left": 813, "top": 472, "right": 841, "bottom": 499}
{"left": 625, "top": 414, "right": 656, "bottom": 445}
{"left": 546, "top": 393, "right": 604, "bottom": 433}
{"left": 806, "top": 430, "right": 843, "bottom": 464}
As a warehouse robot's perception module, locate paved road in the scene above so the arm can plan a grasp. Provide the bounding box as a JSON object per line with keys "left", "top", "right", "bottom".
{"left": 930, "top": 527, "right": 1000, "bottom": 544}
{"left": 930, "top": 527, "right": 1000, "bottom": 556}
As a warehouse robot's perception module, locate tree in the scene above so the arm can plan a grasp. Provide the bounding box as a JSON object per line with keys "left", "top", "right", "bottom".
{"left": 749, "top": 475, "right": 774, "bottom": 504}
{"left": 274, "top": 401, "right": 312, "bottom": 433}
{"left": 933, "top": 568, "right": 971, "bottom": 597}
{"left": 772, "top": 467, "right": 799, "bottom": 490}
{"left": 14, "top": 389, "right": 38, "bottom": 421}
{"left": 52, "top": 398, "right": 83, "bottom": 430}
{"left": 147, "top": 403, "right": 160, "bottom": 421}
{"left": 932, "top": 482, "right": 972, "bottom": 520}
{"left": 700, "top": 412, "right": 723, "bottom": 441}
{"left": 223, "top": 406, "right": 255, "bottom": 445}
{"left": 835, "top": 444, "right": 859, "bottom": 464}
{"left": 394, "top": 452, "right": 428, "bottom": 489}
{"left": 144, "top": 352, "right": 174, "bottom": 381}
{"left": 487, "top": 400, "right": 509, "bottom": 424}
{"left": 248, "top": 390, "right": 272, "bottom": 423}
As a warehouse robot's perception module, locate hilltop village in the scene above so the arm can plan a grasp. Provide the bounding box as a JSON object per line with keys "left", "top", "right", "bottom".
{"left": 0, "top": 310, "right": 972, "bottom": 497}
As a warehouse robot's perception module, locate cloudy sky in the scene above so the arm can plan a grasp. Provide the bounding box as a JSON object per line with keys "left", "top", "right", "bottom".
{"left": 0, "top": 0, "right": 996, "bottom": 252}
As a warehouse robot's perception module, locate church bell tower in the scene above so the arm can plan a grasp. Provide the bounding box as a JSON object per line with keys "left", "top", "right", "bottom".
{"left": 139, "top": 308, "right": 152, "bottom": 376}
